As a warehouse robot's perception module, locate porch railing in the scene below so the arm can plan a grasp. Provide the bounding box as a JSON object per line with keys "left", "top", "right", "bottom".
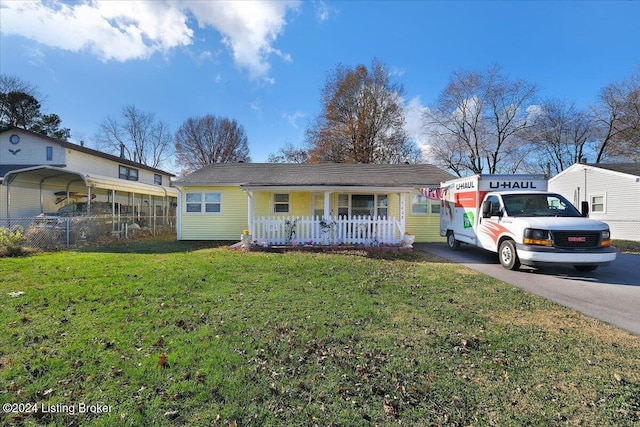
{"left": 252, "top": 215, "right": 402, "bottom": 246}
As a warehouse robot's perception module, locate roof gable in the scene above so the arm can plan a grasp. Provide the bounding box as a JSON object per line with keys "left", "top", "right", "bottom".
{"left": 1, "top": 125, "right": 175, "bottom": 177}
{"left": 176, "top": 163, "right": 455, "bottom": 188}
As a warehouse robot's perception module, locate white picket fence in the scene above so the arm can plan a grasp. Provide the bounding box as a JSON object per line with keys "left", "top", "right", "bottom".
{"left": 252, "top": 215, "right": 402, "bottom": 246}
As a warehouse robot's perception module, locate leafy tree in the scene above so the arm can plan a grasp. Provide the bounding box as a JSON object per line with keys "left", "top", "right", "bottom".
{"left": 174, "top": 114, "right": 250, "bottom": 174}
{"left": 0, "top": 91, "right": 42, "bottom": 128}
{"left": 305, "top": 59, "right": 418, "bottom": 164}
{"left": 1, "top": 73, "right": 71, "bottom": 140}
{"left": 267, "top": 142, "right": 309, "bottom": 163}
{"left": 424, "top": 65, "right": 537, "bottom": 176}
{"left": 95, "top": 105, "right": 173, "bottom": 169}
{"left": 0, "top": 74, "right": 39, "bottom": 124}
{"left": 31, "top": 113, "right": 71, "bottom": 141}
{"left": 592, "top": 68, "right": 640, "bottom": 162}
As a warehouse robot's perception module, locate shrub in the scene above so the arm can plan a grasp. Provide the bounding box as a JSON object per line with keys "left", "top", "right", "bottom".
{"left": 0, "top": 225, "right": 27, "bottom": 257}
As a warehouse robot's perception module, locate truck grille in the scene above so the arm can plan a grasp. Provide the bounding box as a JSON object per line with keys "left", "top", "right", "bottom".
{"left": 552, "top": 231, "right": 601, "bottom": 249}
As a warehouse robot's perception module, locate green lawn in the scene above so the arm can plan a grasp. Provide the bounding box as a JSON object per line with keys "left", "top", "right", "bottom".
{"left": 1, "top": 240, "right": 639, "bottom": 426}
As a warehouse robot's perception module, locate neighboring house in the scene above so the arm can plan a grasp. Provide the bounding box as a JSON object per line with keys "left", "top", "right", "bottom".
{"left": 1, "top": 125, "right": 177, "bottom": 222}
{"left": 548, "top": 162, "right": 640, "bottom": 241}
{"left": 175, "top": 163, "right": 455, "bottom": 244}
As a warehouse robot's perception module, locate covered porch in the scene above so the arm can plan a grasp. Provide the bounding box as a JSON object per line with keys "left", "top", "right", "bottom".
{"left": 242, "top": 185, "right": 413, "bottom": 246}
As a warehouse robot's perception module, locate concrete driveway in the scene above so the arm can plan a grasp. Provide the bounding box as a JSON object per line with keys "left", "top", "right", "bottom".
{"left": 416, "top": 243, "right": 640, "bottom": 336}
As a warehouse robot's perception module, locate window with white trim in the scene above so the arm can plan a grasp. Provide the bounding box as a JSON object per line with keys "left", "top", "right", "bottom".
{"left": 204, "top": 193, "right": 221, "bottom": 213}
{"left": 185, "top": 192, "right": 221, "bottom": 213}
{"left": 154, "top": 174, "right": 162, "bottom": 185}
{"left": 337, "top": 194, "right": 389, "bottom": 218}
{"left": 411, "top": 193, "right": 428, "bottom": 214}
{"left": 590, "top": 194, "right": 605, "bottom": 213}
{"left": 273, "top": 193, "right": 290, "bottom": 213}
{"left": 411, "top": 192, "right": 440, "bottom": 215}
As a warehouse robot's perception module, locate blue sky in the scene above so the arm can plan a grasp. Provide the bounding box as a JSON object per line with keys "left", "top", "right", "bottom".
{"left": 1, "top": 0, "right": 639, "bottom": 171}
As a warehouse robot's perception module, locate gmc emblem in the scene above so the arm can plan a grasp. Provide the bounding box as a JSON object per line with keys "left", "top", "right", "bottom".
{"left": 568, "top": 236, "right": 587, "bottom": 242}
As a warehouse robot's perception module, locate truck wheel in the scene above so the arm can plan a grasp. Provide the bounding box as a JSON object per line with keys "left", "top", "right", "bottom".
{"left": 446, "top": 231, "right": 460, "bottom": 251}
{"left": 574, "top": 265, "right": 598, "bottom": 272}
{"left": 498, "top": 239, "right": 520, "bottom": 270}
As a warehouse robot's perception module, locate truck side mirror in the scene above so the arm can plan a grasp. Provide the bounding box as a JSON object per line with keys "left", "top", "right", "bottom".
{"left": 482, "top": 200, "right": 492, "bottom": 218}
{"left": 581, "top": 201, "right": 589, "bottom": 217}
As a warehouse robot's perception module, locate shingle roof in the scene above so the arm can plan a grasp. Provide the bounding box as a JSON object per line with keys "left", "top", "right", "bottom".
{"left": 176, "top": 163, "right": 455, "bottom": 187}
{"left": 588, "top": 162, "right": 640, "bottom": 177}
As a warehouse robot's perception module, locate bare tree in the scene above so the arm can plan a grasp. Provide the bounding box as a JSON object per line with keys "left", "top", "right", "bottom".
{"left": 95, "top": 105, "right": 172, "bottom": 169}
{"left": 174, "top": 114, "right": 250, "bottom": 174}
{"left": 305, "top": 58, "right": 418, "bottom": 164}
{"left": 424, "top": 65, "right": 537, "bottom": 175}
{"left": 524, "top": 99, "right": 594, "bottom": 174}
{"left": 267, "top": 142, "right": 310, "bottom": 163}
{"left": 592, "top": 67, "right": 640, "bottom": 162}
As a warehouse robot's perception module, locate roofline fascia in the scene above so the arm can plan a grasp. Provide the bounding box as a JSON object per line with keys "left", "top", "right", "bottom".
{"left": 241, "top": 185, "right": 416, "bottom": 192}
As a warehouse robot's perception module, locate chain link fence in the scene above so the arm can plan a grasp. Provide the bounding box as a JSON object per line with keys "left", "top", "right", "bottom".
{"left": 0, "top": 215, "right": 176, "bottom": 252}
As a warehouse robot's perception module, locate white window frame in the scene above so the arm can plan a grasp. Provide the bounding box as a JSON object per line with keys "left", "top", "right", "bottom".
{"left": 411, "top": 192, "right": 429, "bottom": 215}
{"left": 184, "top": 192, "right": 222, "bottom": 214}
{"left": 273, "top": 193, "right": 290, "bottom": 214}
{"left": 590, "top": 194, "right": 606, "bottom": 214}
{"left": 411, "top": 192, "right": 441, "bottom": 216}
{"left": 430, "top": 203, "right": 441, "bottom": 215}
{"left": 337, "top": 194, "right": 389, "bottom": 218}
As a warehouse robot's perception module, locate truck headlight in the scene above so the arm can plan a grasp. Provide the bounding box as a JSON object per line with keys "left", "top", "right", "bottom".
{"left": 523, "top": 228, "right": 552, "bottom": 246}
{"left": 600, "top": 229, "right": 612, "bottom": 246}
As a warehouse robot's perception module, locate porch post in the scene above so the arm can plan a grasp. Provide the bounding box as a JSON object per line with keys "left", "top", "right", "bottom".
{"left": 323, "top": 191, "right": 331, "bottom": 218}
{"left": 399, "top": 192, "right": 406, "bottom": 235}
{"left": 246, "top": 191, "right": 254, "bottom": 234}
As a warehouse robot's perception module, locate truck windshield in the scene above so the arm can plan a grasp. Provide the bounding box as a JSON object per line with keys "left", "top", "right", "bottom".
{"left": 502, "top": 193, "right": 582, "bottom": 217}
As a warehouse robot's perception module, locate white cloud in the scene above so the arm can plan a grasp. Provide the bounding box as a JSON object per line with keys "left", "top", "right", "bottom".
{"left": 282, "top": 111, "right": 306, "bottom": 128}
{"left": 315, "top": 1, "right": 330, "bottom": 23}
{"left": 404, "top": 96, "right": 430, "bottom": 150}
{"left": 390, "top": 66, "right": 406, "bottom": 77}
{"left": 0, "top": 0, "right": 300, "bottom": 80}
{"left": 183, "top": 0, "right": 300, "bottom": 81}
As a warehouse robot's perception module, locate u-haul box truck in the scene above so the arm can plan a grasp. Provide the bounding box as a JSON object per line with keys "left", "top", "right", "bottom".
{"left": 440, "top": 174, "right": 616, "bottom": 271}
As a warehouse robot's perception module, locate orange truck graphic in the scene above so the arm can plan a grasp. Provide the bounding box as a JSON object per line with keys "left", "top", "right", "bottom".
{"left": 439, "top": 174, "right": 616, "bottom": 271}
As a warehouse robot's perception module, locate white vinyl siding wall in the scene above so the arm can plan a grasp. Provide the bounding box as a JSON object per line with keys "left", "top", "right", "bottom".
{"left": 549, "top": 164, "right": 640, "bottom": 241}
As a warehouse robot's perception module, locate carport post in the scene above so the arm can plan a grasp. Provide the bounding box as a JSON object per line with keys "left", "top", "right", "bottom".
{"left": 86, "top": 186, "right": 91, "bottom": 215}
{"left": 6, "top": 181, "right": 11, "bottom": 220}
{"left": 112, "top": 190, "right": 116, "bottom": 233}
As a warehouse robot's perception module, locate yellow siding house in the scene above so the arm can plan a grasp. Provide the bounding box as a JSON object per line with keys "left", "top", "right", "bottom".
{"left": 176, "top": 163, "right": 454, "bottom": 244}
